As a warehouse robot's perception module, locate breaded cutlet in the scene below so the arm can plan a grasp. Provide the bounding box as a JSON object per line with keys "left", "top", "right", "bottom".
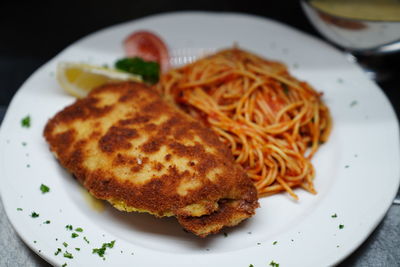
{"left": 44, "top": 82, "right": 258, "bottom": 237}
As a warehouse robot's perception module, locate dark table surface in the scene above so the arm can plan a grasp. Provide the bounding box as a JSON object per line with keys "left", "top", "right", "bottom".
{"left": 0, "top": 1, "right": 399, "bottom": 266}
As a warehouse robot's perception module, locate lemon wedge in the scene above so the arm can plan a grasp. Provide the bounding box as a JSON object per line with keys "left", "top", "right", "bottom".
{"left": 57, "top": 62, "right": 142, "bottom": 98}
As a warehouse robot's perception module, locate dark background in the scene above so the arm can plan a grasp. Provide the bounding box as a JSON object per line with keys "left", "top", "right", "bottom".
{"left": 0, "top": 0, "right": 319, "bottom": 106}
{"left": 0, "top": 1, "right": 399, "bottom": 266}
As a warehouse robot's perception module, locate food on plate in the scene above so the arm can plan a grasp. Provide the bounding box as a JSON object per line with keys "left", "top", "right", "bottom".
{"left": 123, "top": 30, "right": 170, "bottom": 73}
{"left": 44, "top": 81, "right": 259, "bottom": 237}
{"left": 156, "top": 48, "right": 332, "bottom": 200}
{"left": 57, "top": 62, "right": 141, "bottom": 98}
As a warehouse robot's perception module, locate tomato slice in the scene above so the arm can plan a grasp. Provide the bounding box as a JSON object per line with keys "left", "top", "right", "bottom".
{"left": 123, "top": 31, "right": 170, "bottom": 73}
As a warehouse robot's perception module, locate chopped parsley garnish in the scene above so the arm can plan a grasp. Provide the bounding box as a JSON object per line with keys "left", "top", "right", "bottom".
{"left": 269, "top": 261, "right": 280, "bottom": 267}
{"left": 92, "top": 240, "right": 116, "bottom": 258}
{"left": 350, "top": 100, "right": 358, "bottom": 107}
{"left": 83, "top": 236, "right": 90, "bottom": 244}
{"left": 31, "top": 212, "right": 39, "bottom": 218}
{"left": 62, "top": 263, "right": 67, "bottom": 267}
{"left": 21, "top": 115, "right": 31, "bottom": 128}
{"left": 75, "top": 248, "right": 81, "bottom": 251}
{"left": 63, "top": 251, "right": 73, "bottom": 259}
{"left": 107, "top": 240, "right": 115, "bottom": 248}
{"left": 339, "top": 224, "right": 344, "bottom": 229}
{"left": 223, "top": 232, "right": 228, "bottom": 237}
{"left": 33, "top": 240, "right": 37, "bottom": 243}
{"left": 272, "top": 241, "right": 278, "bottom": 245}
{"left": 249, "top": 265, "right": 254, "bottom": 267}
{"left": 65, "top": 225, "right": 73, "bottom": 231}
{"left": 75, "top": 227, "right": 83, "bottom": 232}
{"left": 17, "top": 208, "right": 23, "bottom": 211}
{"left": 40, "top": 184, "right": 50, "bottom": 194}
{"left": 115, "top": 57, "right": 160, "bottom": 84}
{"left": 43, "top": 220, "right": 51, "bottom": 224}
{"left": 55, "top": 248, "right": 62, "bottom": 256}
{"left": 71, "top": 233, "right": 79, "bottom": 238}
{"left": 22, "top": 142, "right": 27, "bottom": 146}
{"left": 331, "top": 213, "right": 338, "bottom": 218}
{"left": 257, "top": 242, "right": 261, "bottom": 245}
{"left": 92, "top": 247, "right": 106, "bottom": 257}
{"left": 63, "top": 242, "right": 68, "bottom": 248}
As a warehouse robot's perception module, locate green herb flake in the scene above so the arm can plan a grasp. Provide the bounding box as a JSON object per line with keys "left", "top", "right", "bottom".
{"left": 350, "top": 100, "right": 358, "bottom": 107}
{"left": 71, "top": 233, "right": 79, "bottom": 238}
{"left": 272, "top": 241, "right": 278, "bottom": 245}
{"left": 31, "top": 212, "right": 39, "bottom": 218}
{"left": 223, "top": 232, "right": 228, "bottom": 237}
{"left": 249, "top": 265, "right": 254, "bottom": 267}
{"left": 17, "top": 208, "right": 23, "bottom": 211}
{"left": 92, "top": 240, "right": 116, "bottom": 258}
{"left": 63, "top": 242, "right": 68, "bottom": 248}
{"left": 83, "top": 236, "right": 90, "bottom": 244}
{"left": 22, "top": 142, "right": 27, "bottom": 146}
{"left": 75, "top": 248, "right": 81, "bottom": 251}
{"left": 339, "top": 224, "right": 344, "bottom": 229}
{"left": 269, "top": 261, "right": 280, "bottom": 267}
{"left": 43, "top": 220, "right": 51, "bottom": 224}
{"left": 63, "top": 251, "right": 73, "bottom": 259}
{"left": 92, "top": 247, "right": 106, "bottom": 258}
{"left": 40, "top": 184, "right": 50, "bottom": 194}
{"left": 106, "top": 240, "right": 115, "bottom": 248}
{"left": 21, "top": 115, "right": 31, "bottom": 128}
{"left": 115, "top": 57, "right": 160, "bottom": 84}
{"left": 331, "top": 213, "right": 338, "bottom": 218}
{"left": 55, "top": 248, "right": 62, "bottom": 256}
{"left": 62, "top": 263, "right": 67, "bottom": 267}
{"left": 65, "top": 225, "right": 73, "bottom": 231}
{"left": 33, "top": 240, "right": 37, "bottom": 244}
{"left": 75, "top": 227, "right": 83, "bottom": 232}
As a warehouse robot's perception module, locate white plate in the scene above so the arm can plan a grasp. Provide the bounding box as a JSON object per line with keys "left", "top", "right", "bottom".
{"left": 1, "top": 11, "right": 399, "bottom": 267}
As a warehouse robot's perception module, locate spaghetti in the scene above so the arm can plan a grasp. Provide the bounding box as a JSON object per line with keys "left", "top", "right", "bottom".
{"left": 156, "top": 48, "right": 332, "bottom": 199}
